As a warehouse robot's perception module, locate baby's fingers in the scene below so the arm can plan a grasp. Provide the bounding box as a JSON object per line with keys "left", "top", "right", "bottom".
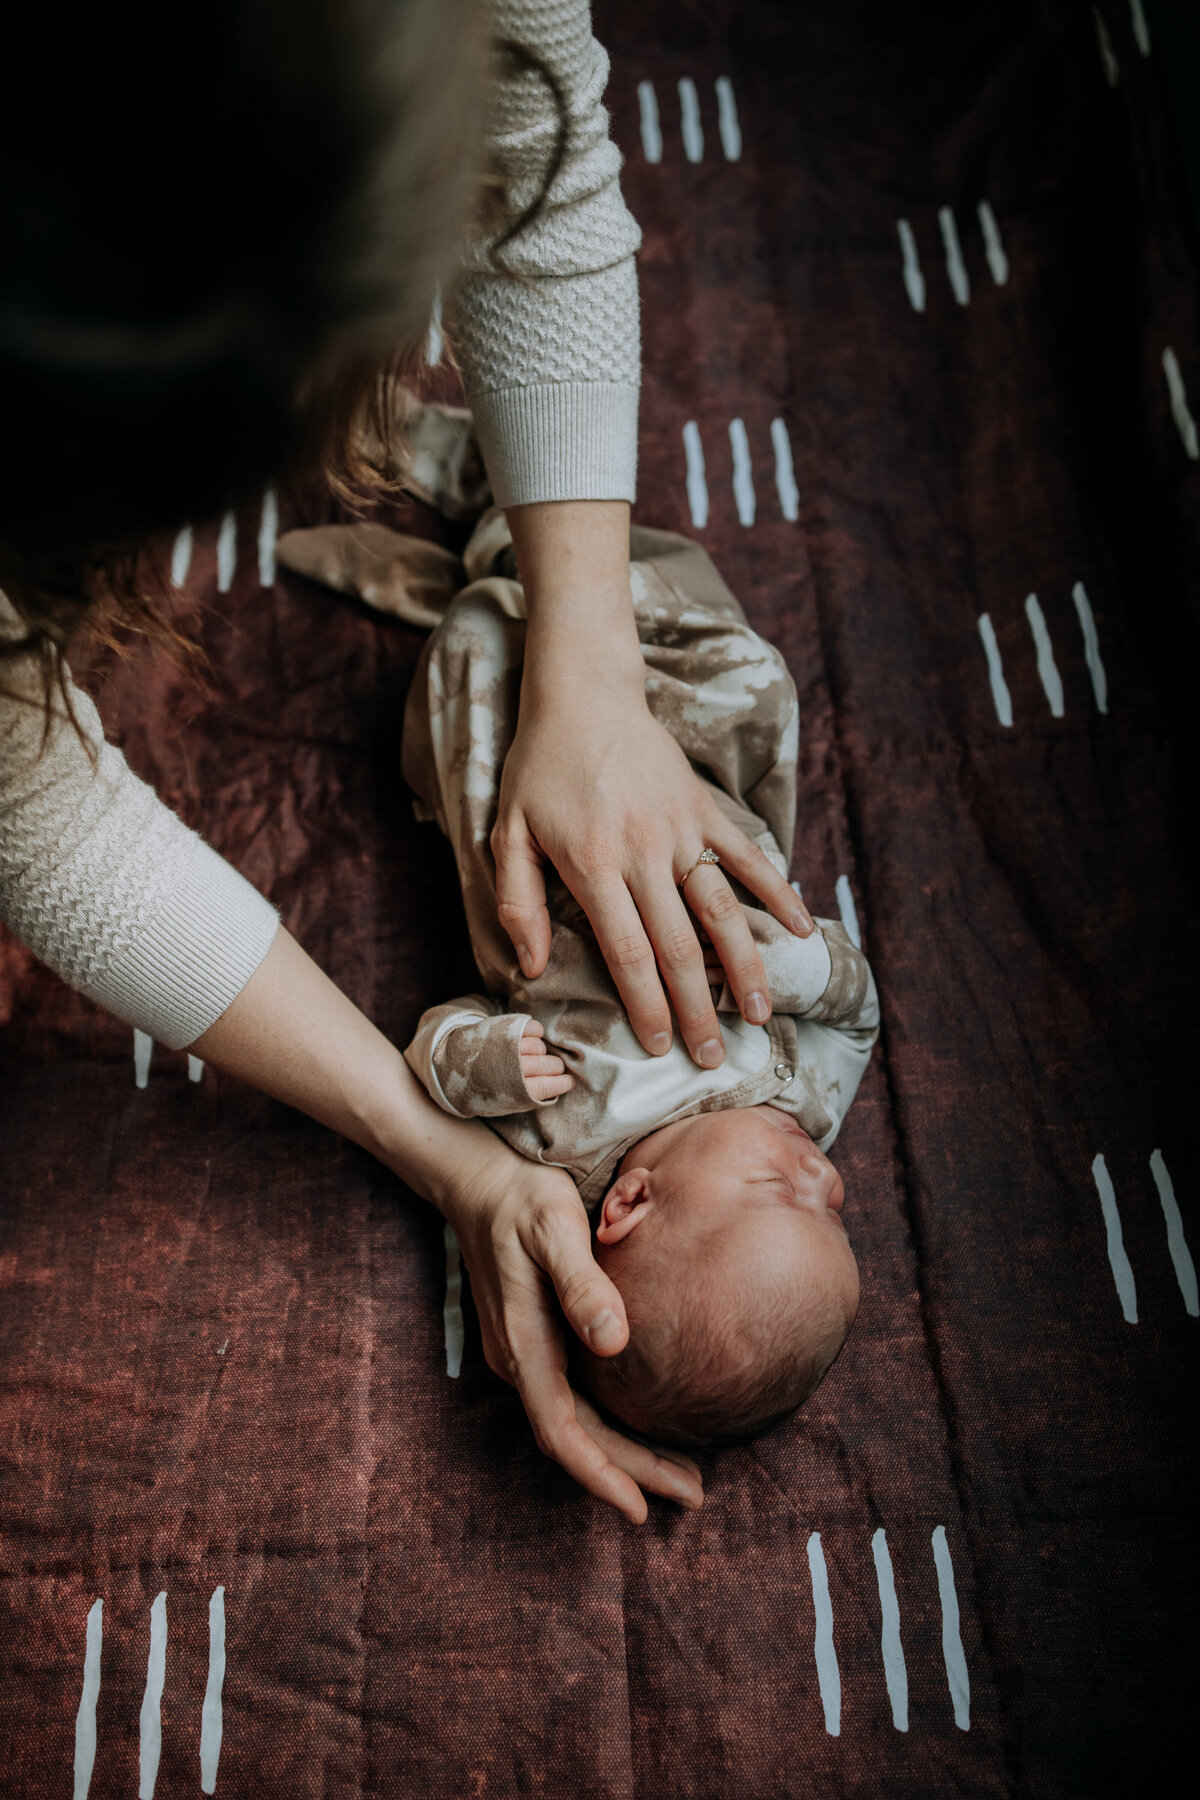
{"left": 524, "top": 1071, "right": 575, "bottom": 1102}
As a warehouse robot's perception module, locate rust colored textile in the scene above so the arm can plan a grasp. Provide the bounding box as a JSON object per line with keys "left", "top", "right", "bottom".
{"left": 1, "top": 3, "right": 1197, "bottom": 1795}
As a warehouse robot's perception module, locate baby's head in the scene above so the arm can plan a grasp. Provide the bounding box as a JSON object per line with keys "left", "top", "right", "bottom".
{"left": 574, "top": 1105, "right": 859, "bottom": 1448}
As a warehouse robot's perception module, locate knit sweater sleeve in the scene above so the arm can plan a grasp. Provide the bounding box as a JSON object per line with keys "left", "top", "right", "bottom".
{"left": 453, "top": 0, "right": 642, "bottom": 508}
{"left": 0, "top": 600, "right": 279, "bottom": 1052}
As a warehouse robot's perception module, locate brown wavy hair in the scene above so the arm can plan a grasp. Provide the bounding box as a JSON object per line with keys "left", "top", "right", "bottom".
{"left": 0, "top": 1, "right": 567, "bottom": 721}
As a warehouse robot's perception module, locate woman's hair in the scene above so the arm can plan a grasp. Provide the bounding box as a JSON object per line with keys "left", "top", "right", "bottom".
{"left": 0, "top": 1, "right": 564, "bottom": 705}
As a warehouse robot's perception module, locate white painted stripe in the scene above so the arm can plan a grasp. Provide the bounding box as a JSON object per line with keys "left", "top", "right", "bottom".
{"left": 134, "top": 1030, "right": 153, "bottom": 1090}
{"left": 1094, "top": 9, "right": 1120, "bottom": 86}
{"left": 715, "top": 76, "right": 742, "bottom": 161}
{"left": 444, "top": 1222, "right": 465, "bottom": 1378}
{"left": 938, "top": 206, "right": 970, "bottom": 306}
{"left": 976, "top": 202, "right": 1009, "bottom": 285}
{"left": 1150, "top": 1149, "right": 1198, "bottom": 1317}
{"left": 871, "top": 1530, "right": 908, "bottom": 1732}
{"left": 835, "top": 875, "right": 861, "bottom": 950}
{"left": 682, "top": 422, "right": 709, "bottom": 529}
{"left": 637, "top": 81, "right": 663, "bottom": 164}
{"left": 1163, "top": 346, "right": 1200, "bottom": 459}
{"left": 977, "top": 614, "right": 1013, "bottom": 727}
{"left": 138, "top": 1591, "right": 168, "bottom": 1800}
{"left": 1129, "top": 0, "right": 1151, "bottom": 57}
{"left": 187, "top": 1056, "right": 205, "bottom": 1084}
{"left": 170, "top": 525, "right": 193, "bottom": 589}
{"left": 200, "top": 1586, "right": 225, "bottom": 1795}
{"left": 425, "top": 285, "right": 444, "bottom": 366}
{"left": 896, "top": 219, "right": 925, "bottom": 313}
{"left": 678, "top": 77, "right": 704, "bottom": 163}
{"left": 73, "top": 1598, "right": 103, "bottom": 1800}
{"left": 728, "top": 418, "right": 756, "bottom": 526}
{"left": 931, "top": 1527, "right": 970, "bottom": 1730}
{"left": 1091, "top": 1153, "right": 1139, "bottom": 1323}
{"left": 216, "top": 511, "right": 237, "bottom": 594}
{"left": 770, "top": 418, "right": 799, "bottom": 522}
{"left": 806, "top": 1531, "right": 841, "bottom": 1736}
{"left": 1072, "top": 582, "right": 1109, "bottom": 713}
{"left": 257, "top": 485, "right": 278, "bottom": 587}
{"left": 1024, "top": 594, "right": 1065, "bottom": 717}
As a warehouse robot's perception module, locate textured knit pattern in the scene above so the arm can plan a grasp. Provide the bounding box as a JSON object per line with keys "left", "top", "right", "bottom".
{"left": 455, "top": 0, "right": 642, "bottom": 505}
{"left": 0, "top": 597, "right": 278, "bottom": 1049}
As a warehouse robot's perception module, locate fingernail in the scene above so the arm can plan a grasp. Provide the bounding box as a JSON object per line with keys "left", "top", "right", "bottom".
{"left": 744, "top": 990, "right": 769, "bottom": 1024}
{"left": 648, "top": 1031, "right": 672, "bottom": 1056}
{"left": 517, "top": 943, "right": 532, "bottom": 974}
{"left": 791, "top": 908, "right": 814, "bottom": 936}
{"left": 587, "top": 1309, "right": 621, "bottom": 1351}
{"left": 696, "top": 1038, "right": 724, "bottom": 1068}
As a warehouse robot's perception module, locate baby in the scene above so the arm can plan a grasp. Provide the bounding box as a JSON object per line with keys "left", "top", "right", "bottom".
{"left": 400, "top": 515, "right": 879, "bottom": 1448}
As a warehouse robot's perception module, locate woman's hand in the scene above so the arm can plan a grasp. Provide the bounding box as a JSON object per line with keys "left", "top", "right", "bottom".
{"left": 498, "top": 499, "right": 813, "bottom": 1068}
{"left": 440, "top": 1149, "right": 704, "bottom": 1524}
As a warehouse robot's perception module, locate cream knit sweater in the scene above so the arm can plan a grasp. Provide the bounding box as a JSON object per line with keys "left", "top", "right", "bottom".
{"left": 0, "top": 0, "right": 641, "bottom": 1050}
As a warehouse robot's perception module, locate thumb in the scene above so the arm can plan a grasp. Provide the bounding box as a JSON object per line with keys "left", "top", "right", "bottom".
{"left": 493, "top": 812, "right": 553, "bottom": 978}
{"left": 531, "top": 1201, "right": 630, "bottom": 1357}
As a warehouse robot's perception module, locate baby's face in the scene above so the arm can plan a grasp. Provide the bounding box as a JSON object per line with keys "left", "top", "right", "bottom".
{"left": 600, "top": 1104, "right": 859, "bottom": 1331}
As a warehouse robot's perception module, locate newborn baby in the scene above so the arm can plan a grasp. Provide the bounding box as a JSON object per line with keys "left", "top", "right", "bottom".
{"left": 402, "top": 516, "right": 879, "bottom": 1448}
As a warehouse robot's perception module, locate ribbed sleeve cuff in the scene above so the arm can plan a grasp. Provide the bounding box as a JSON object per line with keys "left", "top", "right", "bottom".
{"left": 466, "top": 381, "right": 640, "bottom": 508}
{"left": 79, "top": 834, "right": 280, "bottom": 1052}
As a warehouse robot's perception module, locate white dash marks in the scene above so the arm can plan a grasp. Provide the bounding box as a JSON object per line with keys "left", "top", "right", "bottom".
{"left": 835, "top": 875, "right": 862, "bottom": 950}
{"left": 138, "top": 1591, "right": 168, "bottom": 1800}
{"left": 871, "top": 1529, "right": 909, "bottom": 1732}
{"left": 806, "top": 1532, "right": 841, "bottom": 1736}
{"left": 1072, "top": 582, "right": 1109, "bottom": 713}
{"left": 682, "top": 422, "right": 709, "bottom": 529}
{"left": 770, "top": 418, "right": 800, "bottom": 522}
{"left": 1093, "top": 9, "right": 1120, "bottom": 86}
{"left": 715, "top": 76, "right": 742, "bottom": 161}
{"left": 443, "top": 1222, "right": 465, "bottom": 1378}
{"left": 728, "top": 418, "right": 757, "bottom": 526}
{"left": 170, "top": 525, "right": 193, "bottom": 590}
{"left": 1163, "top": 346, "right": 1200, "bottom": 459}
{"left": 931, "top": 1527, "right": 970, "bottom": 1730}
{"left": 938, "top": 207, "right": 970, "bottom": 306}
{"left": 1091, "top": 1153, "right": 1139, "bottom": 1323}
{"left": 73, "top": 1599, "right": 103, "bottom": 1800}
{"left": 1024, "top": 593, "right": 1065, "bottom": 717}
{"left": 977, "top": 614, "right": 1013, "bottom": 727}
{"left": 425, "top": 285, "right": 444, "bottom": 366}
{"left": 637, "top": 81, "right": 663, "bottom": 164}
{"left": 1129, "top": 0, "right": 1151, "bottom": 58}
{"left": 678, "top": 77, "right": 704, "bottom": 163}
{"left": 133, "top": 1030, "right": 154, "bottom": 1090}
{"left": 216, "top": 511, "right": 237, "bottom": 594}
{"left": 187, "top": 1055, "right": 205, "bottom": 1084}
{"left": 977, "top": 202, "right": 1009, "bottom": 285}
{"left": 896, "top": 219, "right": 926, "bottom": 313}
{"left": 1150, "top": 1149, "right": 1198, "bottom": 1317}
{"left": 200, "top": 1586, "right": 226, "bottom": 1796}
{"left": 257, "top": 485, "right": 278, "bottom": 588}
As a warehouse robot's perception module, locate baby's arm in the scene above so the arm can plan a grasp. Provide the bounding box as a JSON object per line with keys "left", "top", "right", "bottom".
{"left": 404, "top": 998, "right": 573, "bottom": 1120}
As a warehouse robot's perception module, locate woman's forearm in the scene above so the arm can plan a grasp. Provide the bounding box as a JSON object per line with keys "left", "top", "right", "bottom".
{"left": 506, "top": 500, "right": 645, "bottom": 699}
{"left": 189, "top": 924, "right": 499, "bottom": 1210}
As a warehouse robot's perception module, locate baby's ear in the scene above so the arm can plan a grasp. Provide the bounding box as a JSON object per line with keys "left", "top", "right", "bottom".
{"left": 596, "top": 1170, "right": 653, "bottom": 1244}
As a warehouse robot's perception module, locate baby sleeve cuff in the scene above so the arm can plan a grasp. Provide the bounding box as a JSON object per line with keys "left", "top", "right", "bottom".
{"left": 431, "top": 1012, "right": 545, "bottom": 1117}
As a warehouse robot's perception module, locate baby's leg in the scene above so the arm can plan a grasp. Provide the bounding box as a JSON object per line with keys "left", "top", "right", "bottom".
{"left": 401, "top": 585, "right": 529, "bottom": 990}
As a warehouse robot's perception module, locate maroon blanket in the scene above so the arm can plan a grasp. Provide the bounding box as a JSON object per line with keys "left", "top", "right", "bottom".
{"left": 2, "top": 3, "right": 1197, "bottom": 1794}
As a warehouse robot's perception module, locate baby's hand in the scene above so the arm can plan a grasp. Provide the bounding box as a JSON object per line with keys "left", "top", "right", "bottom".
{"left": 519, "top": 1020, "right": 575, "bottom": 1103}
